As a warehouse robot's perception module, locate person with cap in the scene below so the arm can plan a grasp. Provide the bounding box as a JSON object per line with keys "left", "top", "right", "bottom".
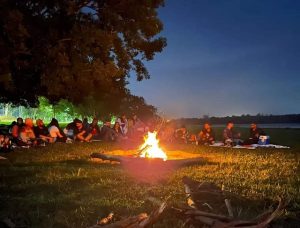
{"left": 73, "top": 119, "right": 93, "bottom": 142}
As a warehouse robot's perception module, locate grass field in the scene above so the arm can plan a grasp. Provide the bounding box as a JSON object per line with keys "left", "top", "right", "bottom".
{"left": 0, "top": 129, "right": 300, "bottom": 227}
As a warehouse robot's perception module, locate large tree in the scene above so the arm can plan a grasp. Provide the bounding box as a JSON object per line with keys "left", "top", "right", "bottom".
{"left": 0, "top": 0, "right": 166, "bottom": 110}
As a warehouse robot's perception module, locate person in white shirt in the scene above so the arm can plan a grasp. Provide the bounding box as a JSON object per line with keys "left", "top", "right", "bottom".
{"left": 48, "top": 118, "right": 66, "bottom": 142}
{"left": 116, "top": 114, "right": 128, "bottom": 135}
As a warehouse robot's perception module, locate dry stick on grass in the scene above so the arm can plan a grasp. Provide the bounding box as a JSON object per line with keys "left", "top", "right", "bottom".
{"left": 181, "top": 177, "right": 285, "bottom": 228}
{"left": 90, "top": 213, "right": 148, "bottom": 228}
{"left": 180, "top": 199, "right": 284, "bottom": 228}
{"left": 224, "top": 199, "right": 234, "bottom": 218}
{"left": 139, "top": 201, "right": 168, "bottom": 227}
{"left": 184, "top": 182, "right": 197, "bottom": 209}
{"left": 97, "top": 212, "right": 114, "bottom": 226}
{"left": 90, "top": 200, "right": 168, "bottom": 228}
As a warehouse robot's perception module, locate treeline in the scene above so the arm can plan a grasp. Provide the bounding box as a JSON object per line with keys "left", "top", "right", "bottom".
{"left": 173, "top": 114, "right": 300, "bottom": 125}
{"left": 0, "top": 96, "right": 158, "bottom": 123}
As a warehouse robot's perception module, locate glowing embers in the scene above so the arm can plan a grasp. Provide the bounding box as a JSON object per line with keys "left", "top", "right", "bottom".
{"left": 139, "top": 131, "right": 167, "bottom": 161}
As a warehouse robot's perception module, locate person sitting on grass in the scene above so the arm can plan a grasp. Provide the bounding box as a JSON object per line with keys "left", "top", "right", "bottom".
{"left": 48, "top": 118, "right": 67, "bottom": 142}
{"left": 34, "top": 119, "right": 53, "bottom": 144}
{"left": 223, "top": 121, "right": 242, "bottom": 146}
{"left": 113, "top": 122, "right": 128, "bottom": 142}
{"left": 10, "top": 117, "right": 26, "bottom": 146}
{"left": 244, "top": 123, "right": 266, "bottom": 145}
{"left": 83, "top": 117, "right": 90, "bottom": 130}
{"left": 64, "top": 118, "right": 81, "bottom": 139}
{"left": 175, "top": 125, "right": 189, "bottom": 144}
{"left": 198, "top": 123, "right": 215, "bottom": 145}
{"left": 87, "top": 118, "right": 101, "bottom": 140}
{"left": 19, "top": 118, "right": 37, "bottom": 146}
{"left": 100, "top": 119, "right": 117, "bottom": 141}
{"left": 116, "top": 114, "right": 128, "bottom": 136}
{"left": 0, "top": 134, "right": 13, "bottom": 153}
{"left": 73, "top": 119, "right": 92, "bottom": 142}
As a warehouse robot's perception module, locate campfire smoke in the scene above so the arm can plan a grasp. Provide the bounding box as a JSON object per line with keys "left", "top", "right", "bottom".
{"left": 139, "top": 132, "right": 167, "bottom": 161}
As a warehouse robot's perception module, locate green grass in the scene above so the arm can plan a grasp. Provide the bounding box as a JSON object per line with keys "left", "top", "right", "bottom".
{"left": 0, "top": 139, "right": 299, "bottom": 227}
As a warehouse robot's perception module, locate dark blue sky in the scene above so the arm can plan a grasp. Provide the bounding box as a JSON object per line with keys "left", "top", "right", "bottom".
{"left": 129, "top": 0, "right": 300, "bottom": 118}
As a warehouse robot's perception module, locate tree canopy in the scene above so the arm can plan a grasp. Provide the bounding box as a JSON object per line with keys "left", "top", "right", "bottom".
{"left": 0, "top": 0, "right": 166, "bottom": 115}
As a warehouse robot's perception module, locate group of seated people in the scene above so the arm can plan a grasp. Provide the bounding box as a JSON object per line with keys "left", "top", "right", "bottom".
{"left": 0, "top": 115, "right": 266, "bottom": 152}
{"left": 0, "top": 113, "right": 149, "bottom": 152}
{"left": 222, "top": 121, "right": 265, "bottom": 146}
{"left": 160, "top": 121, "right": 265, "bottom": 146}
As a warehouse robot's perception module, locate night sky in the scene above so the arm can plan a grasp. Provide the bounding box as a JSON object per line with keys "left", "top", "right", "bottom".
{"left": 128, "top": 0, "right": 300, "bottom": 118}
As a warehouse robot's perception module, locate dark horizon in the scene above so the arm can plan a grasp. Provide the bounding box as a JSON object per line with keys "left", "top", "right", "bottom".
{"left": 172, "top": 112, "right": 300, "bottom": 120}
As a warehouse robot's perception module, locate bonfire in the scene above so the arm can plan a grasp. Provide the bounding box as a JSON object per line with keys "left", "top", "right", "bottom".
{"left": 138, "top": 131, "right": 167, "bottom": 161}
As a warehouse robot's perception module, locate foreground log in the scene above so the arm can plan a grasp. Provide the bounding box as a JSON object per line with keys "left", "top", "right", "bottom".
{"left": 90, "top": 201, "right": 167, "bottom": 228}
{"left": 179, "top": 176, "right": 285, "bottom": 228}
{"left": 89, "top": 152, "right": 287, "bottom": 227}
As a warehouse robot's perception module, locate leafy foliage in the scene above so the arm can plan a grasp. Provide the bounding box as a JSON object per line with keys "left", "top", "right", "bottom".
{"left": 0, "top": 0, "right": 166, "bottom": 109}
{"left": 0, "top": 94, "right": 158, "bottom": 121}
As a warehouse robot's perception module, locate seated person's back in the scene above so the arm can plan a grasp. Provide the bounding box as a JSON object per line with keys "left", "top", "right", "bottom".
{"left": 48, "top": 118, "right": 66, "bottom": 142}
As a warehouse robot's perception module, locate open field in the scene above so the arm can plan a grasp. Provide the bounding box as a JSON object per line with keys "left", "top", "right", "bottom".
{"left": 187, "top": 126, "right": 300, "bottom": 147}
{"left": 0, "top": 135, "right": 300, "bottom": 227}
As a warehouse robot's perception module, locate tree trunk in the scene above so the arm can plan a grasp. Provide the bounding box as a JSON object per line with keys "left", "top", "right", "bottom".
{"left": 53, "top": 106, "right": 56, "bottom": 118}
{"left": 4, "top": 103, "right": 11, "bottom": 116}
{"left": 18, "top": 106, "right": 23, "bottom": 117}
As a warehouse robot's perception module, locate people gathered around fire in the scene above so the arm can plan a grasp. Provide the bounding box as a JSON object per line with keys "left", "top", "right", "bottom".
{"left": 0, "top": 112, "right": 268, "bottom": 153}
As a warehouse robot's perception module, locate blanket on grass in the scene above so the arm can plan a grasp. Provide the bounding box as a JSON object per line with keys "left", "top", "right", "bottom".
{"left": 210, "top": 142, "right": 290, "bottom": 149}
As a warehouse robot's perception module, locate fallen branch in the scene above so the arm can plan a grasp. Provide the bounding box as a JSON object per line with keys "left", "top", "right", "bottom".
{"left": 97, "top": 212, "right": 114, "bottom": 226}
{"left": 179, "top": 177, "right": 285, "bottom": 228}
{"left": 90, "top": 200, "right": 167, "bottom": 228}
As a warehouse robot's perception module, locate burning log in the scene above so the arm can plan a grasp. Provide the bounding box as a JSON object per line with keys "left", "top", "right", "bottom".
{"left": 90, "top": 152, "right": 205, "bottom": 183}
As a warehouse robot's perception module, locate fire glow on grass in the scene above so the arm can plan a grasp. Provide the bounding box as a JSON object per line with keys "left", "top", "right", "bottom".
{"left": 139, "top": 131, "right": 167, "bottom": 161}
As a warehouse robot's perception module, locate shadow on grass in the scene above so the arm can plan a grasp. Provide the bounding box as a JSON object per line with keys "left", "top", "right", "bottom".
{"left": 0, "top": 162, "right": 133, "bottom": 227}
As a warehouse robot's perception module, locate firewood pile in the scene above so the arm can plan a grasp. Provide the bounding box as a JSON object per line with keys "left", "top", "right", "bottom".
{"left": 173, "top": 176, "right": 285, "bottom": 227}
{"left": 89, "top": 201, "right": 167, "bottom": 228}
{"left": 90, "top": 176, "right": 285, "bottom": 228}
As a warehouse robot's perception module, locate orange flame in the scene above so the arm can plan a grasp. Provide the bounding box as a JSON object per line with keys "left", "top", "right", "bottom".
{"left": 139, "top": 131, "right": 167, "bottom": 161}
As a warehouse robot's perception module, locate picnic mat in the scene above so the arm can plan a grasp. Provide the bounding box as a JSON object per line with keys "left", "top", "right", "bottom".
{"left": 210, "top": 142, "right": 290, "bottom": 149}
